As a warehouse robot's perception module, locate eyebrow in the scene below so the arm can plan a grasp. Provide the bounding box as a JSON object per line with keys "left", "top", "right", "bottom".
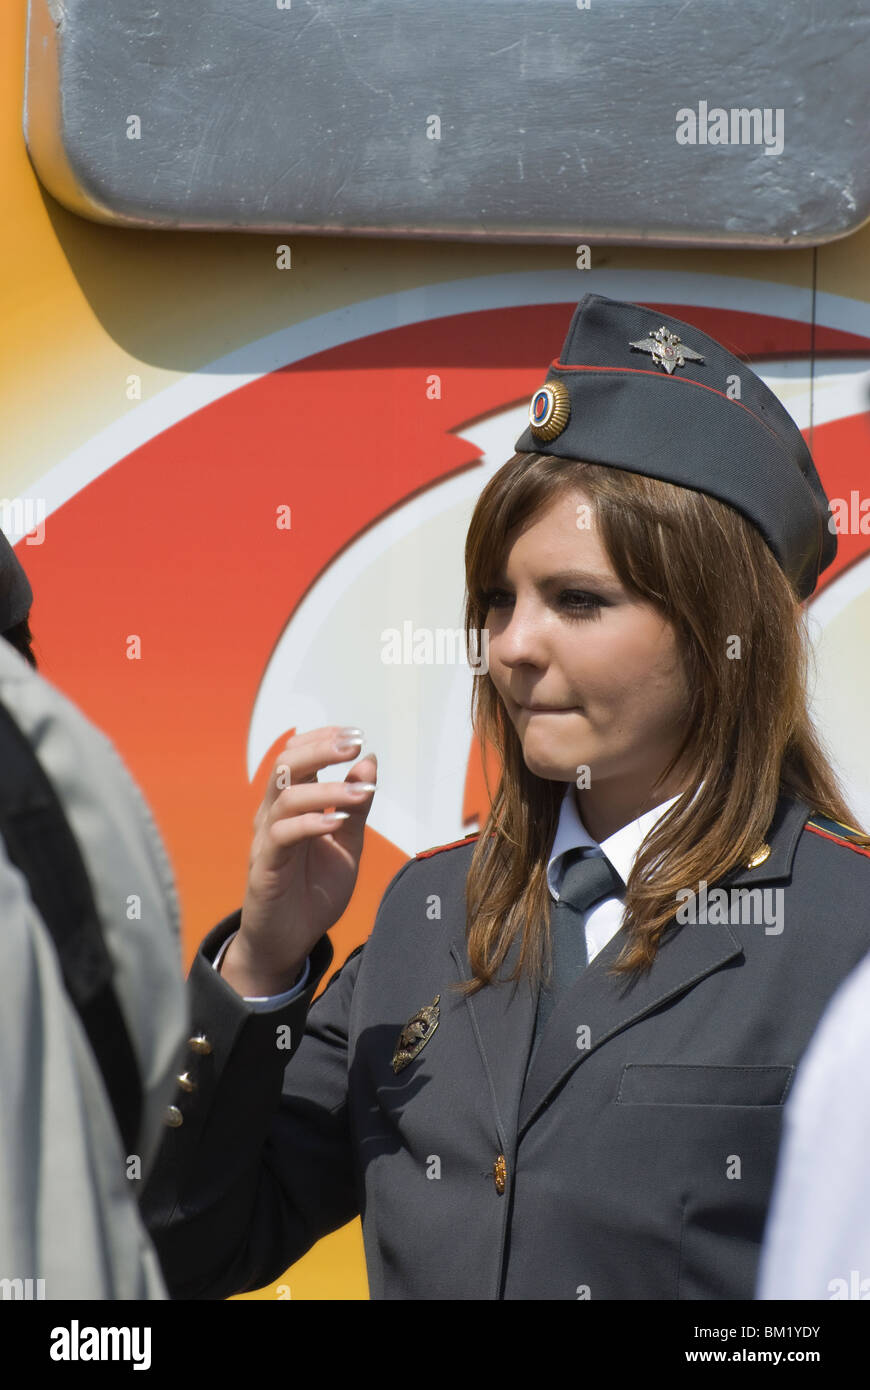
{"left": 491, "top": 568, "right": 620, "bottom": 590}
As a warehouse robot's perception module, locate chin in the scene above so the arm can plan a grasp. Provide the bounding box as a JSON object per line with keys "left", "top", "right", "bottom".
{"left": 519, "top": 741, "right": 579, "bottom": 783}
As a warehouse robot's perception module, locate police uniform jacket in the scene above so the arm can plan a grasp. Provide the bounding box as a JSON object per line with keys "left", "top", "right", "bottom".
{"left": 142, "top": 791, "right": 870, "bottom": 1300}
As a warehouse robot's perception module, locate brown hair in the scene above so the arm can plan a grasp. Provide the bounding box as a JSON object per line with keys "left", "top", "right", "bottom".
{"left": 460, "top": 452, "right": 867, "bottom": 995}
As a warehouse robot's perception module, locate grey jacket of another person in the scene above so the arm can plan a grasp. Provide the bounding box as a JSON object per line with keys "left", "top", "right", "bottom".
{"left": 0, "top": 639, "right": 188, "bottom": 1299}
{"left": 142, "top": 793, "right": 870, "bottom": 1300}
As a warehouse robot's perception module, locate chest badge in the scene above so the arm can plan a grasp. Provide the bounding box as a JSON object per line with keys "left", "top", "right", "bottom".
{"left": 392, "top": 995, "right": 441, "bottom": 1073}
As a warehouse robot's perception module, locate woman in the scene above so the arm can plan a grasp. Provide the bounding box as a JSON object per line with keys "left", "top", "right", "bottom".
{"left": 142, "top": 293, "right": 870, "bottom": 1300}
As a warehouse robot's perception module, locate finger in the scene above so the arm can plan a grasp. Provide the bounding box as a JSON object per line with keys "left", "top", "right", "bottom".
{"left": 252, "top": 754, "right": 377, "bottom": 864}
{"left": 264, "top": 777, "right": 377, "bottom": 827}
{"left": 257, "top": 807, "right": 362, "bottom": 871}
{"left": 257, "top": 722, "right": 366, "bottom": 817}
{"left": 344, "top": 751, "right": 377, "bottom": 784}
{"left": 252, "top": 736, "right": 373, "bottom": 852}
{"left": 263, "top": 726, "right": 366, "bottom": 813}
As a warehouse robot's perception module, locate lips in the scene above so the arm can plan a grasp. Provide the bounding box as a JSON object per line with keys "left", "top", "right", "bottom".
{"left": 520, "top": 703, "right": 574, "bottom": 712}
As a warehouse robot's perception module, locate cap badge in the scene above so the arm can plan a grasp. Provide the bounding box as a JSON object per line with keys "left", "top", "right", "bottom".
{"left": 528, "top": 380, "right": 571, "bottom": 442}
{"left": 629, "top": 326, "right": 705, "bottom": 375}
{"left": 392, "top": 994, "right": 441, "bottom": 1073}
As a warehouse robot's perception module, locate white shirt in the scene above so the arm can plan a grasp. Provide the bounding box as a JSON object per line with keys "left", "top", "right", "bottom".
{"left": 755, "top": 946, "right": 870, "bottom": 1300}
{"left": 213, "top": 786, "right": 681, "bottom": 1003}
{"left": 547, "top": 784, "right": 681, "bottom": 962}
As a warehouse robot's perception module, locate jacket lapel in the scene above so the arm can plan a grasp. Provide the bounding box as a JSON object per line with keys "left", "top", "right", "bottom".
{"left": 449, "top": 927, "right": 537, "bottom": 1154}
{"left": 517, "top": 914, "right": 742, "bottom": 1134}
{"left": 518, "top": 793, "right": 810, "bottom": 1133}
{"left": 451, "top": 793, "right": 811, "bottom": 1144}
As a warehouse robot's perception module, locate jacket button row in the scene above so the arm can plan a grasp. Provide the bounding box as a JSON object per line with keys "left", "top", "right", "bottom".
{"left": 493, "top": 1154, "right": 507, "bottom": 1194}
{"left": 164, "top": 1038, "right": 212, "bottom": 1124}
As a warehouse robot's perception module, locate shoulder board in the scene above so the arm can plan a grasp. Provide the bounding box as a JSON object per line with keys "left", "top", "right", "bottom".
{"left": 415, "top": 832, "right": 480, "bottom": 861}
{"left": 805, "top": 814, "right": 870, "bottom": 857}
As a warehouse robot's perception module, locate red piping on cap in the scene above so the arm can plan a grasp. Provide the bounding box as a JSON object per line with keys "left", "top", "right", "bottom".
{"left": 550, "top": 359, "right": 787, "bottom": 452}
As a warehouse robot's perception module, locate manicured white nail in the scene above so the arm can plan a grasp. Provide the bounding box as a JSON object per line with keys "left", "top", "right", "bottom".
{"left": 335, "top": 727, "right": 364, "bottom": 753}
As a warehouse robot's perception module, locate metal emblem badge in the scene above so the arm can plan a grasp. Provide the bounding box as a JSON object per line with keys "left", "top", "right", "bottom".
{"left": 629, "top": 326, "right": 705, "bottom": 374}
{"left": 392, "top": 995, "right": 441, "bottom": 1073}
{"left": 528, "top": 379, "right": 571, "bottom": 441}
{"left": 746, "top": 842, "right": 771, "bottom": 868}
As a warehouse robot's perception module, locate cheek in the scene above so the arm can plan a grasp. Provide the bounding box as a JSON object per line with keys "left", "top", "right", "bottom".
{"left": 579, "top": 618, "right": 685, "bottom": 708}
{"left": 628, "top": 637, "right": 688, "bottom": 719}
{"left": 486, "top": 647, "right": 509, "bottom": 696}
{"left": 569, "top": 615, "right": 655, "bottom": 684}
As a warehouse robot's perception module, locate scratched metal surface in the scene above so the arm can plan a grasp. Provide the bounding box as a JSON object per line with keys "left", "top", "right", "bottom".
{"left": 21, "top": 0, "right": 870, "bottom": 246}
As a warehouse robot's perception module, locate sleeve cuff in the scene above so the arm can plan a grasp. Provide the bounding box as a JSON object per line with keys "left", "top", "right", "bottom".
{"left": 211, "top": 927, "right": 312, "bottom": 1009}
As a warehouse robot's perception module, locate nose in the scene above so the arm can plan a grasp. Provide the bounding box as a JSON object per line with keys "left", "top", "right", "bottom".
{"left": 490, "top": 593, "right": 549, "bottom": 669}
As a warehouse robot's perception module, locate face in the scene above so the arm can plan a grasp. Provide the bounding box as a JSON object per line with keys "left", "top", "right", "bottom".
{"left": 484, "top": 488, "right": 691, "bottom": 818}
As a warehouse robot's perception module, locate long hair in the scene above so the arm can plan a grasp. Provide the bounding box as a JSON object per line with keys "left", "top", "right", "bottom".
{"left": 460, "top": 452, "right": 867, "bottom": 995}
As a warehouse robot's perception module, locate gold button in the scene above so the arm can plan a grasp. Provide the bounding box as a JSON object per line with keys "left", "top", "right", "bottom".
{"left": 746, "top": 843, "right": 771, "bottom": 869}
{"left": 176, "top": 1072, "right": 196, "bottom": 1093}
{"left": 163, "top": 1105, "right": 183, "bottom": 1127}
{"left": 493, "top": 1154, "right": 507, "bottom": 1195}
{"left": 188, "top": 1034, "right": 212, "bottom": 1055}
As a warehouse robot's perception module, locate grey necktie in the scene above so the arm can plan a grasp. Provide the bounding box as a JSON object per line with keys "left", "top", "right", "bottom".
{"left": 532, "top": 846, "right": 626, "bottom": 1046}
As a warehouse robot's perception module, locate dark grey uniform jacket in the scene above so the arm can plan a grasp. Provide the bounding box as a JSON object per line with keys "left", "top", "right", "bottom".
{"left": 141, "top": 793, "right": 870, "bottom": 1300}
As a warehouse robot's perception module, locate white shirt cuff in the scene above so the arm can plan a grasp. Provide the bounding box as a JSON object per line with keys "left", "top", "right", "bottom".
{"left": 212, "top": 929, "right": 311, "bottom": 1009}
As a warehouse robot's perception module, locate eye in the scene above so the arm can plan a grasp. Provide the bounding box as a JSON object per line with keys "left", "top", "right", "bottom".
{"left": 559, "top": 590, "right": 604, "bottom": 620}
{"left": 482, "top": 588, "right": 604, "bottom": 620}
{"left": 482, "top": 588, "right": 511, "bottom": 609}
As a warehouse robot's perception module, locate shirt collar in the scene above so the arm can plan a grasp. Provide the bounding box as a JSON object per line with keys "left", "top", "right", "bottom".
{"left": 547, "top": 783, "right": 683, "bottom": 900}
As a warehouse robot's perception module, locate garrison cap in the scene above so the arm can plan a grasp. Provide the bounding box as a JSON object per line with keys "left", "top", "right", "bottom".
{"left": 513, "top": 293, "right": 835, "bottom": 600}
{"left": 0, "top": 528, "right": 33, "bottom": 630}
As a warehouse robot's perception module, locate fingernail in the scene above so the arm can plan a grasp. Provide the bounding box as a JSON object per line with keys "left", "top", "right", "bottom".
{"left": 322, "top": 811, "right": 350, "bottom": 822}
{"left": 347, "top": 782, "right": 377, "bottom": 796}
{"left": 335, "top": 727, "right": 364, "bottom": 753}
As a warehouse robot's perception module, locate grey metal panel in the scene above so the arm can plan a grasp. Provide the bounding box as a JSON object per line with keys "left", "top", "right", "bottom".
{"left": 22, "top": 0, "right": 870, "bottom": 246}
